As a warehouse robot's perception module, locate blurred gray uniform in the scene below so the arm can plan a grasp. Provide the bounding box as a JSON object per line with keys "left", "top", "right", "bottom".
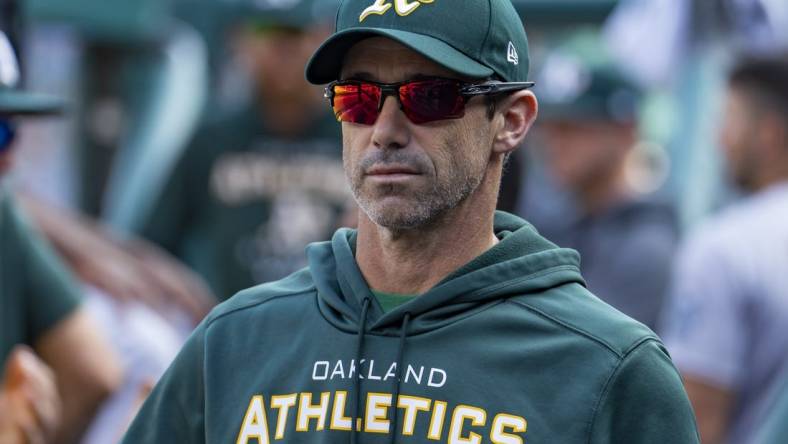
{"left": 660, "top": 182, "right": 788, "bottom": 443}
{"left": 537, "top": 196, "right": 677, "bottom": 328}
{"left": 524, "top": 31, "right": 678, "bottom": 329}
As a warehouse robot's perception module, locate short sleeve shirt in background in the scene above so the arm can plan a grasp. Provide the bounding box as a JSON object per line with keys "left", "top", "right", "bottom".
{"left": 0, "top": 187, "right": 82, "bottom": 365}
{"left": 660, "top": 181, "right": 788, "bottom": 444}
{"left": 140, "top": 106, "right": 350, "bottom": 300}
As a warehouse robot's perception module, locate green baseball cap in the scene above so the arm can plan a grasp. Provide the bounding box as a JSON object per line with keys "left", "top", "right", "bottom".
{"left": 243, "top": 0, "right": 341, "bottom": 29}
{"left": 305, "top": 0, "right": 530, "bottom": 84}
{"left": 0, "top": 31, "right": 63, "bottom": 116}
{"left": 536, "top": 31, "right": 641, "bottom": 123}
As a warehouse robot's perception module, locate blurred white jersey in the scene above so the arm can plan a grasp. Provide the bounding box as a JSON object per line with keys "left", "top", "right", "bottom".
{"left": 661, "top": 181, "right": 788, "bottom": 444}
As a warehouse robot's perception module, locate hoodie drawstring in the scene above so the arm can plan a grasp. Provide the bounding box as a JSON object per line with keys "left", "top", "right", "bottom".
{"left": 351, "top": 297, "right": 371, "bottom": 444}
{"left": 351, "top": 299, "right": 411, "bottom": 444}
{"left": 389, "top": 312, "right": 411, "bottom": 444}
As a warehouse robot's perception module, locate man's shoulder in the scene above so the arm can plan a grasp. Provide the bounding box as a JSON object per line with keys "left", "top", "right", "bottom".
{"left": 204, "top": 268, "right": 317, "bottom": 326}
{"left": 507, "top": 283, "right": 660, "bottom": 359}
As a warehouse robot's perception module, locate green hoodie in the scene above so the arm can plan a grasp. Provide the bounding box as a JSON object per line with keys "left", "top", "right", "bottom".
{"left": 122, "top": 212, "right": 698, "bottom": 443}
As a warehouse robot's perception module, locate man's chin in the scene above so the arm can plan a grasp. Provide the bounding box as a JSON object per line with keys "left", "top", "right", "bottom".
{"left": 359, "top": 197, "right": 453, "bottom": 232}
{"left": 361, "top": 202, "right": 430, "bottom": 231}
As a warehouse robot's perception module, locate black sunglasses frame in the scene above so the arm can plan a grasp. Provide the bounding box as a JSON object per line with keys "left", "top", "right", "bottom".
{"left": 323, "top": 77, "right": 535, "bottom": 114}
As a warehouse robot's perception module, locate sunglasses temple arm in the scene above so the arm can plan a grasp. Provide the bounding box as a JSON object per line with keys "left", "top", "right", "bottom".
{"left": 461, "top": 81, "right": 535, "bottom": 96}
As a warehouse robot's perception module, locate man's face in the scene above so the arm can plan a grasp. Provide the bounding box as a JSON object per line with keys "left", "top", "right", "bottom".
{"left": 340, "top": 37, "right": 495, "bottom": 230}
{"left": 237, "top": 25, "right": 329, "bottom": 104}
{"left": 540, "top": 119, "right": 635, "bottom": 193}
{"left": 719, "top": 87, "right": 761, "bottom": 191}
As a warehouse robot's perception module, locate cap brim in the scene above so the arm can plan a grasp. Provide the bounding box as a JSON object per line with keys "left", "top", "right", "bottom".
{"left": 538, "top": 97, "right": 637, "bottom": 123}
{"left": 305, "top": 28, "right": 494, "bottom": 84}
{"left": 0, "top": 91, "right": 65, "bottom": 116}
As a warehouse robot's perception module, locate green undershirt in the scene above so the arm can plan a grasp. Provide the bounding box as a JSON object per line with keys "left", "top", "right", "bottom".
{"left": 371, "top": 290, "right": 419, "bottom": 313}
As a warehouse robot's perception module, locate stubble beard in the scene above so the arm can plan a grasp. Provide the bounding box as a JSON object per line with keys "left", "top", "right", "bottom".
{"left": 349, "top": 137, "right": 487, "bottom": 231}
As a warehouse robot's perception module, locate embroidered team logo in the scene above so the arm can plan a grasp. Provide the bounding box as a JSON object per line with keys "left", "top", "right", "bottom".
{"left": 507, "top": 41, "right": 519, "bottom": 66}
{"left": 359, "top": 0, "right": 435, "bottom": 22}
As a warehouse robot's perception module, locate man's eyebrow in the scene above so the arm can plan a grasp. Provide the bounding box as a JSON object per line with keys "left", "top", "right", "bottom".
{"left": 341, "top": 71, "right": 374, "bottom": 81}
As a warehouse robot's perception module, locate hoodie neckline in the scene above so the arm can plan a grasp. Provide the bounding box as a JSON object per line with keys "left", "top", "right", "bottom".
{"left": 310, "top": 211, "right": 585, "bottom": 336}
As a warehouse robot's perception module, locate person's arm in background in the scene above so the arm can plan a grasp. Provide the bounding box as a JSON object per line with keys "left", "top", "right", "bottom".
{"left": 0, "top": 346, "right": 61, "bottom": 444}
{"left": 12, "top": 197, "right": 123, "bottom": 444}
{"left": 683, "top": 378, "right": 734, "bottom": 444}
{"left": 18, "top": 192, "right": 215, "bottom": 324}
{"left": 34, "top": 309, "right": 122, "bottom": 444}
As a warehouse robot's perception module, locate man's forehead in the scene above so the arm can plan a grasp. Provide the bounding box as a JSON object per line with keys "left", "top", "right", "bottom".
{"left": 340, "top": 37, "right": 463, "bottom": 81}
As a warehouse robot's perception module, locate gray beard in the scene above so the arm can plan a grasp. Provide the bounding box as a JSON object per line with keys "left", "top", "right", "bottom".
{"left": 351, "top": 160, "right": 485, "bottom": 231}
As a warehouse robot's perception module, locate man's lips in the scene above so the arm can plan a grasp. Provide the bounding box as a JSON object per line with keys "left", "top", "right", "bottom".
{"left": 365, "top": 165, "right": 421, "bottom": 176}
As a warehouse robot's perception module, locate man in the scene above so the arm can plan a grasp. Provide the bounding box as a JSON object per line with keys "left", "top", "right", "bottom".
{"left": 3, "top": 18, "right": 213, "bottom": 443}
{"left": 527, "top": 34, "right": 678, "bottom": 329}
{"left": 123, "top": 1, "right": 699, "bottom": 442}
{"left": 660, "top": 54, "right": 788, "bottom": 444}
{"left": 140, "top": 0, "right": 350, "bottom": 299}
{"left": 0, "top": 30, "right": 122, "bottom": 443}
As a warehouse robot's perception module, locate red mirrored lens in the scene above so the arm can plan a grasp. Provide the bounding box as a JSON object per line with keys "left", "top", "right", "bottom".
{"left": 330, "top": 79, "right": 467, "bottom": 125}
{"left": 400, "top": 79, "right": 465, "bottom": 124}
{"left": 332, "top": 83, "right": 381, "bottom": 125}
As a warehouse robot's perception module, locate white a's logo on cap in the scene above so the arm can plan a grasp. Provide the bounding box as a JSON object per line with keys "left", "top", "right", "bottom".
{"left": 360, "top": 0, "right": 434, "bottom": 22}
{"left": 507, "top": 41, "right": 519, "bottom": 66}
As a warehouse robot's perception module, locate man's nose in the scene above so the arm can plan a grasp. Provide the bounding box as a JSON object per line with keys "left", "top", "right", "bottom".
{"left": 371, "top": 96, "right": 411, "bottom": 150}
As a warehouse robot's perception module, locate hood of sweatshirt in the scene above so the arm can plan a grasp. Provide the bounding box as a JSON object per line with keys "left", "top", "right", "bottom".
{"left": 308, "top": 211, "right": 586, "bottom": 336}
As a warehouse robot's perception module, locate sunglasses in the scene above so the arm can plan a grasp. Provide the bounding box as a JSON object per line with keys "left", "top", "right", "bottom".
{"left": 0, "top": 119, "right": 15, "bottom": 153}
{"left": 324, "top": 77, "right": 534, "bottom": 125}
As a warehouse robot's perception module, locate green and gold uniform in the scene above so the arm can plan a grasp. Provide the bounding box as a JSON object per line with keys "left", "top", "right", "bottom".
{"left": 123, "top": 212, "right": 699, "bottom": 443}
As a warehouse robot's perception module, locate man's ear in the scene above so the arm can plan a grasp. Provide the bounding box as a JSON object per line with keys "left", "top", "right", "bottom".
{"left": 492, "top": 90, "right": 538, "bottom": 155}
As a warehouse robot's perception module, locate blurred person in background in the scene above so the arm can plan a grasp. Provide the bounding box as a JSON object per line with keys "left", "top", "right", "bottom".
{"left": 140, "top": 0, "right": 350, "bottom": 300}
{"left": 659, "top": 54, "right": 788, "bottom": 444}
{"left": 5, "top": 5, "right": 216, "bottom": 439}
{"left": 13, "top": 0, "right": 217, "bottom": 325}
{"left": 525, "top": 32, "right": 678, "bottom": 329}
{"left": 0, "top": 30, "right": 122, "bottom": 443}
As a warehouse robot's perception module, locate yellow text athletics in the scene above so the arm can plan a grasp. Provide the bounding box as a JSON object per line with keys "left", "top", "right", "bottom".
{"left": 236, "top": 390, "right": 527, "bottom": 443}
